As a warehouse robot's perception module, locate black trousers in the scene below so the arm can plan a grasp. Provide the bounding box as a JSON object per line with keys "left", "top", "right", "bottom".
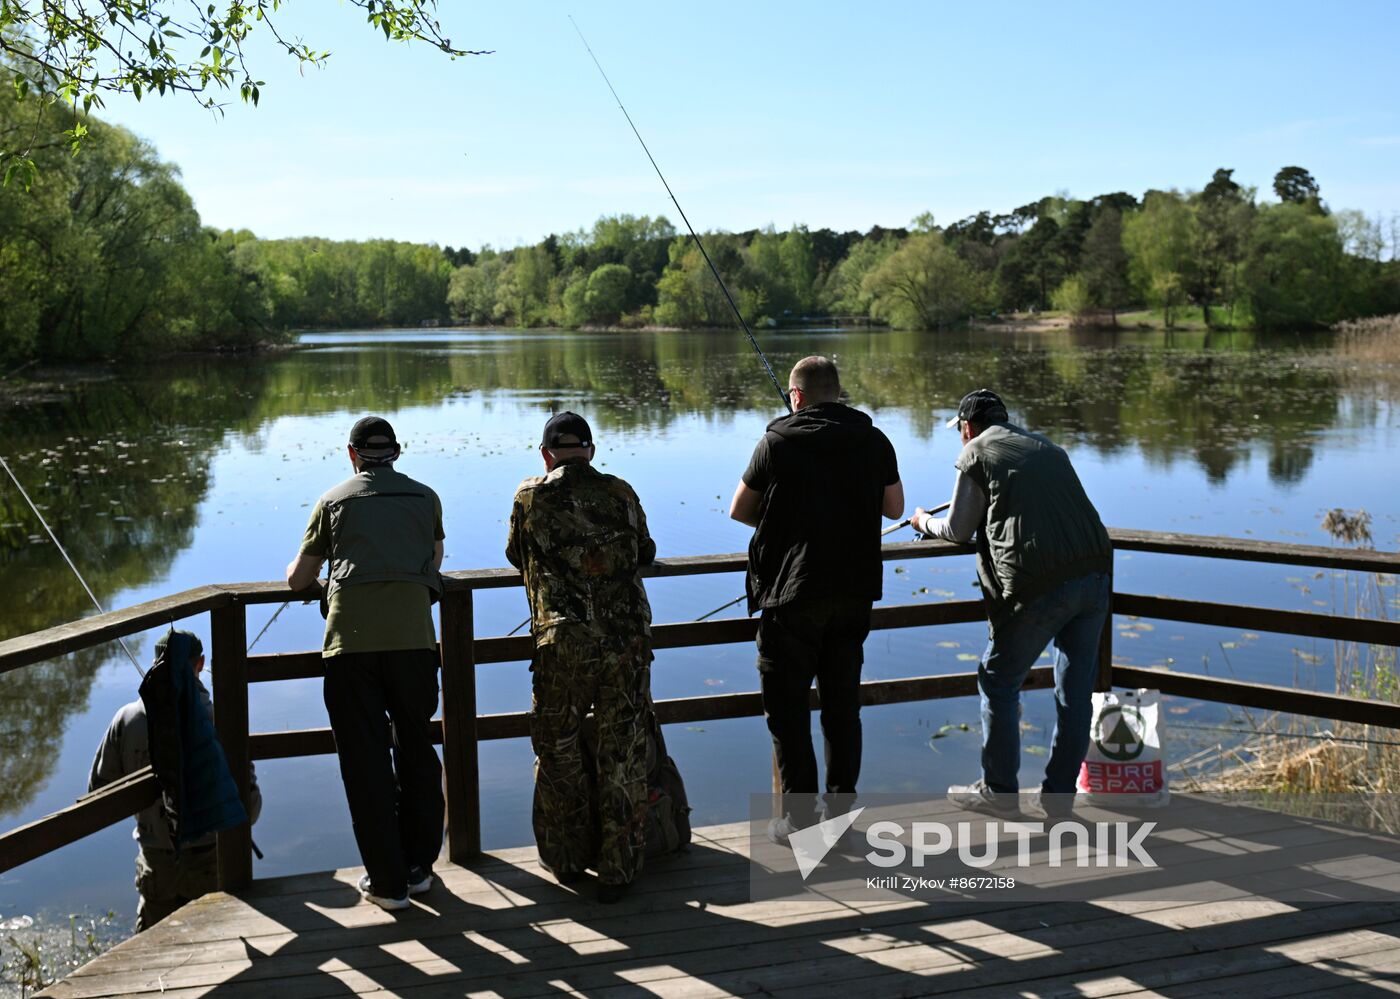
{"left": 323, "top": 648, "right": 444, "bottom": 898}
{"left": 757, "top": 595, "right": 872, "bottom": 813}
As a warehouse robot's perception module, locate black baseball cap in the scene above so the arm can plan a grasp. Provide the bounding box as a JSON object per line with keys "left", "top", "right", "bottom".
{"left": 946, "top": 389, "right": 1009, "bottom": 429}
{"left": 155, "top": 628, "right": 203, "bottom": 661}
{"left": 349, "top": 416, "right": 400, "bottom": 460}
{"left": 541, "top": 411, "right": 593, "bottom": 448}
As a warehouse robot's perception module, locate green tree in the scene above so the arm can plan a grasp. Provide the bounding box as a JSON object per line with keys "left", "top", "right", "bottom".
{"left": 1273, "top": 166, "right": 1323, "bottom": 210}
{"left": 995, "top": 216, "right": 1063, "bottom": 311}
{"left": 583, "top": 263, "right": 631, "bottom": 324}
{"left": 1122, "top": 190, "right": 1194, "bottom": 328}
{"left": 1191, "top": 168, "right": 1255, "bottom": 328}
{"left": 446, "top": 252, "right": 502, "bottom": 325}
{"left": 819, "top": 235, "right": 897, "bottom": 315}
{"left": 494, "top": 244, "right": 556, "bottom": 326}
{"left": 1079, "top": 207, "right": 1131, "bottom": 324}
{"left": 862, "top": 230, "right": 984, "bottom": 329}
{"left": 1241, "top": 202, "right": 1346, "bottom": 330}
{"left": 1050, "top": 273, "right": 1092, "bottom": 319}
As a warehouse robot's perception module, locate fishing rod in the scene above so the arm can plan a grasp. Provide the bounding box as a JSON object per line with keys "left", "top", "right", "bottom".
{"left": 0, "top": 453, "right": 145, "bottom": 678}
{"left": 881, "top": 500, "right": 952, "bottom": 539}
{"left": 246, "top": 599, "right": 291, "bottom": 654}
{"left": 506, "top": 500, "right": 957, "bottom": 632}
{"left": 691, "top": 501, "right": 953, "bottom": 622}
{"left": 569, "top": 15, "right": 791, "bottom": 416}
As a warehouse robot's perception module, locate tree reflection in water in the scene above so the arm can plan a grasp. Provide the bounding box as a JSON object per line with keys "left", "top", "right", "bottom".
{"left": 0, "top": 326, "right": 1389, "bottom": 820}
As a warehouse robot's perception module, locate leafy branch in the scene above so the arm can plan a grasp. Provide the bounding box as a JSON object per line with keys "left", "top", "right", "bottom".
{"left": 0, "top": 0, "right": 489, "bottom": 186}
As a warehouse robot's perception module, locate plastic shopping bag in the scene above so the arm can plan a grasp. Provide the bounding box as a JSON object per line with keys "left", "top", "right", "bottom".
{"left": 1076, "top": 688, "right": 1170, "bottom": 807}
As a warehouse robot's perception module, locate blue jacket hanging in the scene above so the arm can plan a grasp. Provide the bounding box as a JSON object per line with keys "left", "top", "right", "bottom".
{"left": 138, "top": 631, "right": 248, "bottom": 848}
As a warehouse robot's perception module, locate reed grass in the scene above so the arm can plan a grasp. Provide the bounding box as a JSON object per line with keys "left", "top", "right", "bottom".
{"left": 1171, "top": 507, "right": 1400, "bottom": 833}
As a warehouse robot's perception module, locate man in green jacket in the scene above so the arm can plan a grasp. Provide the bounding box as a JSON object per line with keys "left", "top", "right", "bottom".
{"left": 507, "top": 412, "right": 655, "bottom": 904}
{"left": 913, "top": 389, "right": 1110, "bottom": 816}
{"left": 286, "top": 416, "right": 445, "bottom": 910}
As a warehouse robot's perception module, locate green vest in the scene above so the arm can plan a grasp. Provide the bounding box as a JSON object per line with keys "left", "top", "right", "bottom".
{"left": 956, "top": 422, "right": 1111, "bottom": 626}
{"left": 319, "top": 467, "right": 442, "bottom": 600}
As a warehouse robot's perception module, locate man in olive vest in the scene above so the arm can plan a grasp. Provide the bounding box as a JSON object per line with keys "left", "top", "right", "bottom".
{"left": 913, "top": 389, "right": 1111, "bottom": 816}
{"left": 286, "top": 416, "right": 445, "bottom": 910}
{"left": 730, "top": 356, "right": 904, "bottom": 842}
{"left": 506, "top": 411, "right": 654, "bottom": 904}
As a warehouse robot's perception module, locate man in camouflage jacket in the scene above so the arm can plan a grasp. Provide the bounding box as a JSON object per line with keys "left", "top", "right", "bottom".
{"left": 506, "top": 411, "right": 655, "bottom": 903}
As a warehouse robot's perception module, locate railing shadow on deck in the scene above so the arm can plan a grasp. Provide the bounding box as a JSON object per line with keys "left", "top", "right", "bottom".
{"left": 0, "top": 530, "right": 1396, "bottom": 892}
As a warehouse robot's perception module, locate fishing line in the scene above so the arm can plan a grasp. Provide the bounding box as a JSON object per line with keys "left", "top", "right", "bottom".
{"left": 568, "top": 15, "right": 792, "bottom": 415}
{"left": 0, "top": 453, "right": 145, "bottom": 678}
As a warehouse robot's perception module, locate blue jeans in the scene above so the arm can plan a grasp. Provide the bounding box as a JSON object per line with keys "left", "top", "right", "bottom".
{"left": 978, "top": 572, "right": 1110, "bottom": 795}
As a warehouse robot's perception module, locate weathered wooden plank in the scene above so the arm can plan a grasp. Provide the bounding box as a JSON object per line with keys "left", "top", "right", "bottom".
{"left": 7, "top": 530, "right": 1387, "bottom": 677}
{"left": 0, "top": 770, "right": 159, "bottom": 874}
{"left": 472, "top": 599, "right": 988, "bottom": 665}
{"left": 211, "top": 604, "right": 253, "bottom": 891}
{"left": 1112, "top": 666, "right": 1400, "bottom": 729}
{"left": 248, "top": 668, "right": 1048, "bottom": 761}
{"left": 0, "top": 586, "right": 231, "bottom": 675}
{"left": 246, "top": 650, "right": 323, "bottom": 682}
{"left": 46, "top": 877, "right": 1400, "bottom": 999}
{"left": 1115, "top": 592, "right": 1400, "bottom": 646}
{"left": 1108, "top": 527, "right": 1398, "bottom": 574}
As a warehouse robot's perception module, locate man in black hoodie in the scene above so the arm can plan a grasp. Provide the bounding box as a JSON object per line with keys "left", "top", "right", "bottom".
{"left": 729, "top": 356, "right": 904, "bottom": 840}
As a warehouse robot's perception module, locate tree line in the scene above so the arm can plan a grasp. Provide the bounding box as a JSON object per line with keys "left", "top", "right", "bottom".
{"left": 4, "top": 80, "right": 1399, "bottom": 365}
{"left": 448, "top": 172, "right": 1400, "bottom": 334}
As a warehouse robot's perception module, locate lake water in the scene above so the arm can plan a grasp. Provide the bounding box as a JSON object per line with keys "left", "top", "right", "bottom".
{"left": 1, "top": 326, "right": 1396, "bottom": 930}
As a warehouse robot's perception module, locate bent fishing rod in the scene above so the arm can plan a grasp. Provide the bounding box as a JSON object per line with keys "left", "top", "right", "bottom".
{"left": 569, "top": 16, "right": 791, "bottom": 416}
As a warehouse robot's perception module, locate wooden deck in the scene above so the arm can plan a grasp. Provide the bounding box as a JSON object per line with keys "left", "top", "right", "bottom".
{"left": 39, "top": 820, "right": 1400, "bottom": 999}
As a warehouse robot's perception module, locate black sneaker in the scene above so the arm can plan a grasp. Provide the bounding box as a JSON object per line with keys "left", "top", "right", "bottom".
{"left": 407, "top": 866, "right": 434, "bottom": 896}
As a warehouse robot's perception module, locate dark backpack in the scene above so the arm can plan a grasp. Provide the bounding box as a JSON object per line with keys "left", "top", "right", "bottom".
{"left": 640, "top": 709, "right": 691, "bottom": 856}
{"left": 580, "top": 701, "right": 691, "bottom": 858}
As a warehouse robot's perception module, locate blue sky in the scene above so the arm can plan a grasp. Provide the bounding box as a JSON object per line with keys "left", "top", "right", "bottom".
{"left": 97, "top": 0, "right": 1400, "bottom": 250}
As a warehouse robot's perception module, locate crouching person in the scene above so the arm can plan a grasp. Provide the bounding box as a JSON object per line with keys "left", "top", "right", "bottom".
{"left": 88, "top": 629, "right": 263, "bottom": 931}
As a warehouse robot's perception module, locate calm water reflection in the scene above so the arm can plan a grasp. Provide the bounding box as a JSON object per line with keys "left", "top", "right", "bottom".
{"left": 0, "top": 327, "right": 1396, "bottom": 923}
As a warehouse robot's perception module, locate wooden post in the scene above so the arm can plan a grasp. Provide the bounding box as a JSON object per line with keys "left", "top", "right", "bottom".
{"left": 1095, "top": 558, "right": 1114, "bottom": 693}
{"left": 439, "top": 589, "right": 480, "bottom": 863}
{"left": 211, "top": 603, "right": 253, "bottom": 891}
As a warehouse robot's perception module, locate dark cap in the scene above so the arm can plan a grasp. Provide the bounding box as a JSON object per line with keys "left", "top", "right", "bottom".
{"left": 541, "top": 411, "right": 593, "bottom": 449}
{"left": 155, "top": 628, "right": 203, "bottom": 662}
{"left": 946, "top": 389, "right": 1009, "bottom": 429}
{"left": 349, "top": 416, "right": 400, "bottom": 460}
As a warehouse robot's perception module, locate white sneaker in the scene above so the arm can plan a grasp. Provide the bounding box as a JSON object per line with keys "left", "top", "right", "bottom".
{"left": 947, "top": 778, "right": 1022, "bottom": 818}
{"left": 767, "top": 814, "right": 805, "bottom": 845}
{"left": 357, "top": 873, "right": 410, "bottom": 911}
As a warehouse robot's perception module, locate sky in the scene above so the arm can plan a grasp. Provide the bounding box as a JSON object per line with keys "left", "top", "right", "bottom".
{"left": 94, "top": 0, "right": 1400, "bottom": 251}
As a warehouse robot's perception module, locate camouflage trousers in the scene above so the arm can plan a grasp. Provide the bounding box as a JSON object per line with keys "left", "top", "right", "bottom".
{"left": 134, "top": 843, "right": 217, "bottom": 932}
{"left": 530, "top": 633, "right": 651, "bottom": 886}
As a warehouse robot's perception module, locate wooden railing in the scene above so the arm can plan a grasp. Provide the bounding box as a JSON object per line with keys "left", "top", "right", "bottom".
{"left": 0, "top": 531, "right": 1396, "bottom": 891}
